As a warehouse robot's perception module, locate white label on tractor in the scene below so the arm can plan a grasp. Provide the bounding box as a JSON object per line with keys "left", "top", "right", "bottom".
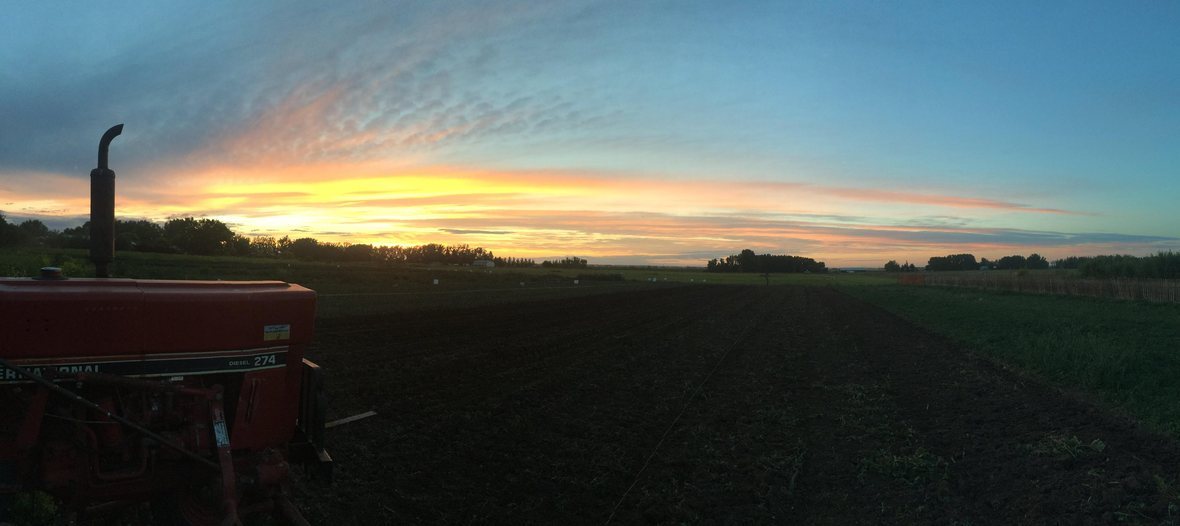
{"left": 213, "top": 421, "right": 230, "bottom": 447}
{"left": 263, "top": 324, "right": 291, "bottom": 341}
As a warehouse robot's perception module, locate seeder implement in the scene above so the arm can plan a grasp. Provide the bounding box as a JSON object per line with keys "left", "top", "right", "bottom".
{"left": 0, "top": 126, "right": 331, "bottom": 525}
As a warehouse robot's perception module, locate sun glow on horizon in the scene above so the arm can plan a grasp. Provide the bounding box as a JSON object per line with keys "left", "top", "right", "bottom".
{"left": 2, "top": 161, "right": 1175, "bottom": 267}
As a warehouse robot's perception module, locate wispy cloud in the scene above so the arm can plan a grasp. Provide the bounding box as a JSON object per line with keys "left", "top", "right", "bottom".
{"left": 748, "top": 182, "right": 1086, "bottom": 215}
{"left": 816, "top": 186, "right": 1085, "bottom": 215}
{"left": 2, "top": 1, "right": 604, "bottom": 177}
{"left": 440, "top": 228, "right": 514, "bottom": 235}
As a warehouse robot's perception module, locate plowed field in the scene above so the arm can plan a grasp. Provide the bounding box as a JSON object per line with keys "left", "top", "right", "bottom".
{"left": 297, "top": 285, "right": 1180, "bottom": 524}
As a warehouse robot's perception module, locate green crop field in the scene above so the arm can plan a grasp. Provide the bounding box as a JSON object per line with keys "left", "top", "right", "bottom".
{"left": 840, "top": 281, "right": 1180, "bottom": 436}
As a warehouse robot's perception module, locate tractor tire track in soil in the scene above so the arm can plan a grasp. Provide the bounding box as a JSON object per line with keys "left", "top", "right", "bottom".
{"left": 296, "top": 285, "right": 1180, "bottom": 525}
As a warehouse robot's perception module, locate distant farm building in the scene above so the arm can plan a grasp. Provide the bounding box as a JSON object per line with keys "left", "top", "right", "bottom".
{"left": 472, "top": 260, "right": 495, "bottom": 268}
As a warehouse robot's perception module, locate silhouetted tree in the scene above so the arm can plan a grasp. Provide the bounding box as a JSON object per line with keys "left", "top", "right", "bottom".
{"left": 706, "top": 249, "right": 826, "bottom": 273}
{"left": 0, "top": 215, "right": 56, "bottom": 247}
{"left": 59, "top": 222, "right": 89, "bottom": 249}
{"left": 493, "top": 256, "right": 536, "bottom": 267}
{"left": 987, "top": 253, "right": 1050, "bottom": 270}
{"left": 0, "top": 213, "right": 17, "bottom": 247}
{"left": 286, "top": 237, "right": 321, "bottom": 260}
{"left": 115, "top": 219, "right": 169, "bottom": 252}
{"left": 17, "top": 220, "right": 51, "bottom": 245}
{"left": 164, "top": 218, "right": 235, "bottom": 255}
{"left": 229, "top": 235, "right": 252, "bottom": 257}
{"left": 926, "top": 253, "right": 978, "bottom": 271}
{"left": 249, "top": 236, "right": 280, "bottom": 258}
{"left": 994, "top": 255, "right": 1026, "bottom": 270}
{"left": 1053, "top": 256, "right": 1091, "bottom": 269}
{"left": 542, "top": 256, "right": 589, "bottom": 268}
{"left": 344, "top": 243, "right": 374, "bottom": 262}
{"left": 737, "top": 249, "right": 758, "bottom": 272}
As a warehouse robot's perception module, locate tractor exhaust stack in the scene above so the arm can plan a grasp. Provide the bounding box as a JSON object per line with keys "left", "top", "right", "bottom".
{"left": 90, "top": 124, "right": 123, "bottom": 278}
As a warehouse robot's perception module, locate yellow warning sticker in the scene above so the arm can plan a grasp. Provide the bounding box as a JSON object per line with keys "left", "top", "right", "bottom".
{"left": 263, "top": 324, "right": 291, "bottom": 341}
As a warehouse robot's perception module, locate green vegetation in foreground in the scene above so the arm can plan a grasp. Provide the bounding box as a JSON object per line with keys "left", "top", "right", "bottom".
{"left": 840, "top": 282, "right": 1180, "bottom": 436}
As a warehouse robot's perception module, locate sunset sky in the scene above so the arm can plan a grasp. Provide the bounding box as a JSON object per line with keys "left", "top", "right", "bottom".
{"left": 2, "top": 1, "right": 1177, "bottom": 267}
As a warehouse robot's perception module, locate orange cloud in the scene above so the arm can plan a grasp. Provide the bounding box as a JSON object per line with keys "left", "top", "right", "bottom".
{"left": 747, "top": 182, "right": 1084, "bottom": 215}
{"left": 817, "top": 187, "right": 1082, "bottom": 215}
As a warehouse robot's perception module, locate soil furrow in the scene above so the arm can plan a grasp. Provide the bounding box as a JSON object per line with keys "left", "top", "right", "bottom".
{"left": 295, "top": 285, "right": 1180, "bottom": 525}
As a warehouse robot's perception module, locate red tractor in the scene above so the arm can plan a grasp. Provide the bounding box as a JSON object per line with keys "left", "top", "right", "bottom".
{"left": 0, "top": 126, "right": 330, "bottom": 525}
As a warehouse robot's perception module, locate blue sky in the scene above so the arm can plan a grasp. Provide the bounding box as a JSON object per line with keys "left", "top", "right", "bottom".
{"left": 1, "top": 1, "right": 1177, "bottom": 266}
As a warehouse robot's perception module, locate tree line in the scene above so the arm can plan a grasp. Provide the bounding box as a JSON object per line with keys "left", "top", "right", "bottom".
{"left": 920, "top": 253, "right": 1051, "bottom": 271}
{"left": 883, "top": 260, "right": 919, "bottom": 272}
{"left": 1069, "top": 253, "right": 1180, "bottom": 279}
{"left": 884, "top": 251, "right": 1180, "bottom": 279}
{"left": 706, "top": 249, "right": 827, "bottom": 273}
{"left": 884, "top": 253, "right": 1052, "bottom": 272}
{"left": 0, "top": 215, "right": 53, "bottom": 248}
{"left": 541, "top": 256, "right": 588, "bottom": 268}
{"left": 0, "top": 213, "right": 540, "bottom": 266}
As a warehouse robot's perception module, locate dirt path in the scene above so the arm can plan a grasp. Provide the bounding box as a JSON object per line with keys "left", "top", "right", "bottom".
{"left": 297, "top": 285, "right": 1180, "bottom": 524}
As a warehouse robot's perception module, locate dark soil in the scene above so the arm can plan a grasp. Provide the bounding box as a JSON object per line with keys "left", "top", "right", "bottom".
{"left": 295, "top": 285, "right": 1180, "bottom": 525}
